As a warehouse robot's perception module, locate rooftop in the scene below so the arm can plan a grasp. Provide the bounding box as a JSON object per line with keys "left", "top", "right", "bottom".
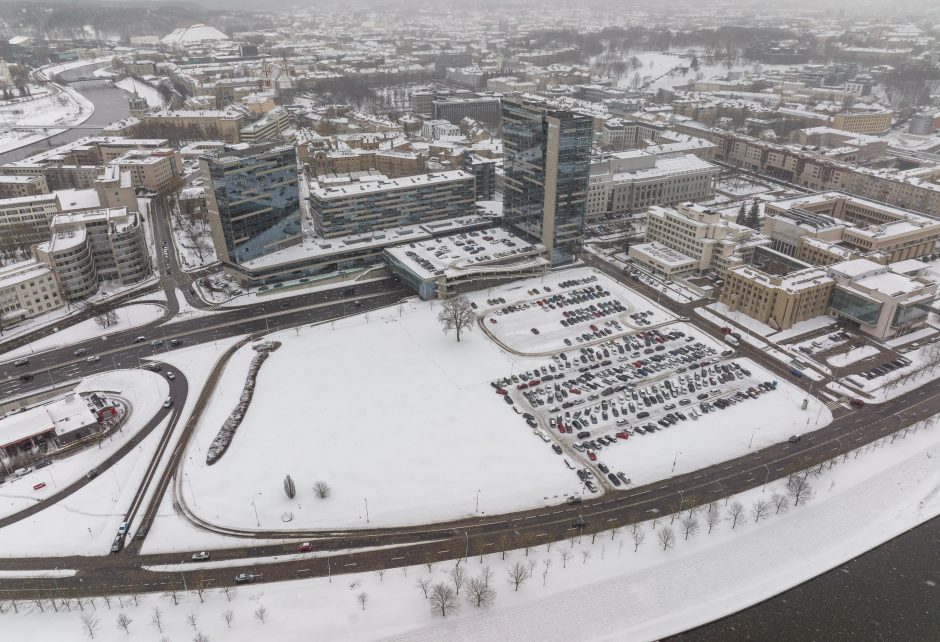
{"left": 308, "top": 170, "right": 471, "bottom": 199}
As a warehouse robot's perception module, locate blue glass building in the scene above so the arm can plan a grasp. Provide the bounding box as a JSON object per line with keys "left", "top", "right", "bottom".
{"left": 202, "top": 142, "right": 302, "bottom": 265}
{"left": 501, "top": 96, "right": 593, "bottom": 266}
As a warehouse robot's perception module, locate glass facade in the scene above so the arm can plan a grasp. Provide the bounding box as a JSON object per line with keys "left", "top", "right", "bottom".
{"left": 502, "top": 98, "right": 592, "bottom": 266}
{"left": 892, "top": 302, "right": 930, "bottom": 328}
{"left": 829, "top": 287, "right": 883, "bottom": 326}
{"left": 205, "top": 142, "right": 302, "bottom": 264}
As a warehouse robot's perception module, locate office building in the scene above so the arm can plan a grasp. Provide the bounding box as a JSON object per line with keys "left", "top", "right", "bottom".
{"left": 34, "top": 207, "right": 151, "bottom": 300}
{"left": 586, "top": 151, "right": 719, "bottom": 222}
{"left": 0, "top": 193, "right": 59, "bottom": 255}
{"left": 830, "top": 110, "right": 892, "bottom": 135}
{"left": 202, "top": 142, "right": 302, "bottom": 265}
{"left": 463, "top": 154, "right": 497, "bottom": 201}
{"left": 720, "top": 266, "right": 834, "bottom": 331}
{"left": 307, "top": 170, "right": 475, "bottom": 238}
{"left": 0, "top": 174, "right": 48, "bottom": 199}
{"left": 433, "top": 97, "right": 501, "bottom": 126}
{"left": 502, "top": 96, "right": 593, "bottom": 266}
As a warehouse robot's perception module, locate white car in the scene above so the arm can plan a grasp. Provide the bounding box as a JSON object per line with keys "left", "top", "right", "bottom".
{"left": 166, "top": 371, "right": 176, "bottom": 380}
{"left": 86, "top": 355, "right": 100, "bottom": 363}
{"left": 191, "top": 551, "right": 210, "bottom": 561}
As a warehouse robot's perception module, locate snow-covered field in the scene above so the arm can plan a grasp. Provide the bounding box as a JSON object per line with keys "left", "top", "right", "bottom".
{"left": 610, "top": 51, "right": 792, "bottom": 93}
{"left": 2, "top": 304, "right": 165, "bottom": 360}
{"left": 2, "top": 413, "right": 938, "bottom": 642}
{"left": 0, "top": 370, "right": 169, "bottom": 551}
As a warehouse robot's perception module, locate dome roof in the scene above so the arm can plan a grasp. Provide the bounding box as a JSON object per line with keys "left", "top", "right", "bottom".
{"left": 161, "top": 24, "right": 230, "bottom": 45}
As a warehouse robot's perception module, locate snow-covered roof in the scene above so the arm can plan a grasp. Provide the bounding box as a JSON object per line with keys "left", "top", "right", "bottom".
{"left": 161, "top": 24, "right": 231, "bottom": 45}
{"left": 0, "top": 394, "right": 98, "bottom": 448}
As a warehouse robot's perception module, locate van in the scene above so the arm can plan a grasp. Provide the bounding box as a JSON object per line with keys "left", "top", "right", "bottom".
{"left": 163, "top": 398, "right": 173, "bottom": 409}
{"left": 13, "top": 467, "right": 32, "bottom": 478}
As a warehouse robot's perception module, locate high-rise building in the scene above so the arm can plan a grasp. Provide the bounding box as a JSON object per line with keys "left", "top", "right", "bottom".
{"left": 202, "top": 142, "right": 302, "bottom": 265}
{"left": 501, "top": 96, "right": 592, "bottom": 266}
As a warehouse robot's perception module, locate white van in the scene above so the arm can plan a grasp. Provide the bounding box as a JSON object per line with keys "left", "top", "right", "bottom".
{"left": 13, "top": 467, "right": 32, "bottom": 478}
{"left": 163, "top": 398, "right": 173, "bottom": 409}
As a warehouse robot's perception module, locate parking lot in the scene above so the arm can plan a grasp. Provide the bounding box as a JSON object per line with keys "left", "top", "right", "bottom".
{"left": 480, "top": 272, "right": 676, "bottom": 355}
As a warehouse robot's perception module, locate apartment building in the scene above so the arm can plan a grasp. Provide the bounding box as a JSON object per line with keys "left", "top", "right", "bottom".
{"left": 486, "top": 77, "right": 538, "bottom": 93}
{"left": 308, "top": 170, "right": 475, "bottom": 238}
{"left": 586, "top": 151, "right": 719, "bottom": 222}
{"left": 239, "top": 107, "right": 292, "bottom": 144}
{"left": 433, "top": 97, "right": 501, "bottom": 126}
{"left": 34, "top": 207, "right": 151, "bottom": 300}
{"left": 830, "top": 110, "right": 892, "bottom": 135}
{"left": 109, "top": 148, "right": 183, "bottom": 192}
{"left": 720, "top": 265, "right": 834, "bottom": 331}
{"left": 141, "top": 108, "right": 246, "bottom": 144}
{"left": 0, "top": 193, "right": 60, "bottom": 255}
{"left": 0, "top": 260, "right": 64, "bottom": 324}
{"left": 421, "top": 119, "right": 461, "bottom": 139}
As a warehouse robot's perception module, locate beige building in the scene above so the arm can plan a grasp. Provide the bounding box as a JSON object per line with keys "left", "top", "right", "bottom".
{"left": 141, "top": 109, "right": 245, "bottom": 143}
{"left": 0, "top": 193, "right": 59, "bottom": 255}
{"left": 0, "top": 260, "right": 64, "bottom": 325}
{"left": 831, "top": 110, "right": 892, "bottom": 135}
{"left": 720, "top": 265, "right": 834, "bottom": 331}
{"left": 764, "top": 192, "right": 940, "bottom": 263}
{"left": 0, "top": 174, "right": 49, "bottom": 199}
{"left": 109, "top": 149, "right": 183, "bottom": 192}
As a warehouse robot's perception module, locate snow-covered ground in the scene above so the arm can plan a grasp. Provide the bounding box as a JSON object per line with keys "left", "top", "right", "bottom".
{"left": 610, "top": 50, "right": 792, "bottom": 93}
{"left": 114, "top": 77, "right": 166, "bottom": 108}
{"left": 826, "top": 345, "right": 879, "bottom": 367}
{"left": 1, "top": 304, "right": 165, "bottom": 360}
{"left": 0, "top": 83, "right": 93, "bottom": 154}
{"left": 845, "top": 344, "right": 940, "bottom": 403}
{"left": 0, "top": 370, "right": 169, "bottom": 551}
{"left": 2, "top": 413, "right": 938, "bottom": 642}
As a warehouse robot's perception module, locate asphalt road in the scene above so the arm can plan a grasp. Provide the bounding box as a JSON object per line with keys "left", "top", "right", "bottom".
{"left": 0, "top": 249, "right": 938, "bottom": 610}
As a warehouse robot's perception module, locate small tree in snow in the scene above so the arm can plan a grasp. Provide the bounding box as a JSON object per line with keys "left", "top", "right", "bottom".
{"left": 448, "top": 565, "right": 467, "bottom": 596}
{"left": 771, "top": 492, "right": 790, "bottom": 515}
{"left": 727, "top": 501, "right": 745, "bottom": 529}
{"left": 466, "top": 576, "right": 497, "bottom": 608}
{"left": 507, "top": 561, "right": 531, "bottom": 591}
{"left": 150, "top": 607, "right": 163, "bottom": 633}
{"left": 437, "top": 295, "right": 475, "bottom": 343}
{"left": 428, "top": 583, "right": 458, "bottom": 617}
{"left": 787, "top": 473, "right": 814, "bottom": 506}
{"left": 253, "top": 606, "right": 268, "bottom": 624}
{"left": 415, "top": 576, "right": 431, "bottom": 598}
{"left": 284, "top": 475, "right": 296, "bottom": 499}
{"left": 314, "top": 481, "right": 331, "bottom": 499}
{"left": 357, "top": 593, "right": 368, "bottom": 611}
{"left": 657, "top": 526, "right": 675, "bottom": 551}
{"left": 559, "top": 545, "right": 574, "bottom": 568}
{"left": 221, "top": 610, "right": 234, "bottom": 629}
{"left": 116, "top": 612, "right": 132, "bottom": 635}
{"left": 632, "top": 527, "right": 646, "bottom": 551}
{"left": 751, "top": 499, "right": 770, "bottom": 523}
{"left": 705, "top": 502, "right": 721, "bottom": 534}
{"left": 80, "top": 612, "right": 100, "bottom": 639}
{"left": 186, "top": 613, "right": 198, "bottom": 631}
{"left": 680, "top": 515, "right": 700, "bottom": 540}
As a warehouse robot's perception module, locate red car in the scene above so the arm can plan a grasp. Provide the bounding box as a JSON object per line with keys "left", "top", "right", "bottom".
{"left": 590, "top": 324, "right": 598, "bottom": 332}
{"left": 616, "top": 432, "right": 629, "bottom": 440}
{"left": 587, "top": 450, "right": 597, "bottom": 461}
{"left": 495, "top": 388, "right": 508, "bottom": 395}
{"left": 849, "top": 398, "right": 865, "bottom": 408}
{"left": 570, "top": 387, "right": 581, "bottom": 395}
{"left": 297, "top": 542, "right": 313, "bottom": 552}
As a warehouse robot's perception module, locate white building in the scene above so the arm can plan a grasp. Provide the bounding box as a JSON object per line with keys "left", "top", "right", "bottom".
{"left": 0, "top": 260, "right": 64, "bottom": 325}
{"left": 420, "top": 119, "right": 462, "bottom": 140}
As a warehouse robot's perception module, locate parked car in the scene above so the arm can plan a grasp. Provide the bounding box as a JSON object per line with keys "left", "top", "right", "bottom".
{"left": 235, "top": 573, "right": 256, "bottom": 584}
{"left": 297, "top": 542, "right": 313, "bottom": 553}
{"left": 191, "top": 551, "right": 210, "bottom": 561}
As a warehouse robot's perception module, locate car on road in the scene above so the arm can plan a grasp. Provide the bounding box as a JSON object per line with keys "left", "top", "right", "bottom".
{"left": 170, "top": 339, "right": 182, "bottom": 346}
{"left": 13, "top": 358, "right": 29, "bottom": 367}
{"left": 788, "top": 434, "right": 802, "bottom": 443}
{"left": 191, "top": 551, "right": 210, "bottom": 561}
{"left": 598, "top": 463, "right": 610, "bottom": 474}
{"left": 587, "top": 450, "right": 597, "bottom": 461}
{"left": 86, "top": 355, "right": 100, "bottom": 363}
{"left": 163, "top": 398, "right": 173, "bottom": 409}
{"left": 20, "top": 374, "right": 33, "bottom": 381}
{"left": 86, "top": 468, "right": 98, "bottom": 480}
{"left": 849, "top": 398, "right": 865, "bottom": 408}
{"left": 73, "top": 348, "right": 87, "bottom": 356}
{"left": 166, "top": 371, "right": 176, "bottom": 380}
{"left": 110, "top": 538, "right": 123, "bottom": 554}
{"left": 566, "top": 495, "right": 582, "bottom": 505}
{"left": 235, "top": 573, "right": 256, "bottom": 584}
{"left": 297, "top": 542, "right": 313, "bottom": 553}
{"left": 133, "top": 336, "right": 147, "bottom": 343}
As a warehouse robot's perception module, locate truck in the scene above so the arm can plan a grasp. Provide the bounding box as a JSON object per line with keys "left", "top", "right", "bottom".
{"left": 724, "top": 335, "right": 739, "bottom": 347}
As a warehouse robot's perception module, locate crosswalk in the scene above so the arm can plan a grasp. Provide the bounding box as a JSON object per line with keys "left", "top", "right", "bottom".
{"left": 826, "top": 396, "right": 849, "bottom": 410}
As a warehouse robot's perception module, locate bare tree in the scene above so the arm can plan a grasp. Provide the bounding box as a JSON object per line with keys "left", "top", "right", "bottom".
{"left": 314, "top": 481, "right": 331, "bottom": 499}
{"left": 437, "top": 295, "right": 475, "bottom": 342}
{"left": 632, "top": 526, "right": 646, "bottom": 551}
{"left": 428, "top": 583, "right": 459, "bottom": 617}
{"left": 770, "top": 492, "right": 790, "bottom": 515}
{"left": 466, "top": 576, "right": 497, "bottom": 608}
{"left": 357, "top": 592, "right": 368, "bottom": 611}
{"left": 222, "top": 609, "right": 234, "bottom": 629}
{"left": 80, "top": 612, "right": 100, "bottom": 639}
{"left": 495, "top": 533, "right": 513, "bottom": 561}
{"left": 116, "top": 612, "right": 132, "bottom": 635}
{"left": 727, "top": 501, "right": 745, "bottom": 529}
{"left": 253, "top": 605, "right": 268, "bottom": 624}
{"left": 186, "top": 613, "right": 198, "bottom": 631}
{"left": 101, "top": 595, "right": 112, "bottom": 610}
{"left": 94, "top": 310, "right": 119, "bottom": 329}
{"left": 559, "top": 545, "right": 574, "bottom": 568}
{"left": 507, "top": 561, "right": 532, "bottom": 591}
{"left": 680, "top": 515, "right": 700, "bottom": 540}
{"left": 284, "top": 474, "right": 296, "bottom": 499}
{"left": 448, "top": 565, "right": 467, "bottom": 596}
{"left": 705, "top": 502, "right": 721, "bottom": 534}
{"left": 541, "top": 558, "right": 552, "bottom": 585}
{"left": 221, "top": 587, "right": 235, "bottom": 602}
{"left": 195, "top": 577, "right": 207, "bottom": 604}
{"left": 415, "top": 576, "right": 432, "bottom": 598}
{"left": 480, "top": 565, "right": 494, "bottom": 588}
{"left": 163, "top": 585, "right": 179, "bottom": 606}
{"left": 751, "top": 499, "right": 770, "bottom": 523}
{"left": 581, "top": 550, "right": 592, "bottom": 565}
{"left": 657, "top": 526, "right": 675, "bottom": 551}
{"left": 787, "top": 473, "right": 814, "bottom": 506}
{"left": 193, "top": 633, "right": 210, "bottom": 642}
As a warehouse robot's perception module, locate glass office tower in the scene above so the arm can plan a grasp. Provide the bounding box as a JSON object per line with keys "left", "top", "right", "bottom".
{"left": 502, "top": 96, "right": 592, "bottom": 266}
{"left": 202, "top": 142, "right": 302, "bottom": 265}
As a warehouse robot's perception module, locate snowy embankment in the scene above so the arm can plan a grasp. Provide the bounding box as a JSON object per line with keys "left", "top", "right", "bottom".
{"left": 114, "top": 77, "right": 166, "bottom": 108}
{"left": 2, "top": 415, "right": 939, "bottom": 642}
{"left": 1, "top": 304, "right": 165, "bottom": 360}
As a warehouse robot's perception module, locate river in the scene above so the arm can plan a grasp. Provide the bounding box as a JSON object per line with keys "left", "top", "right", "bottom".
{"left": 0, "top": 62, "right": 132, "bottom": 164}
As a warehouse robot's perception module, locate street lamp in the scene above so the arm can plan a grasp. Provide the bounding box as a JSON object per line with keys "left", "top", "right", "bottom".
{"left": 364, "top": 497, "right": 369, "bottom": 524}
{"left": 762, "top": 463, "right": 771, "bottom": 493}
{"left": 475, "top": 489, "right": 480, "bottom": 514}
{"left": 748, "top": 427, "right": 760, "bottom": 449}
{"left": 671, "top": 450, "right": 682, "bottom": 473}
{"left": 251, "top": 494, "right": 260, "bottom": 527}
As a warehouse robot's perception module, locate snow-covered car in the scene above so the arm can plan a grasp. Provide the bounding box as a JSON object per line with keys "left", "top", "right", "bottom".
{"left": 191, "top": 551, "right": 210, "bottom": 561}
{"left": 86, "top": 355, "right": 100, "bottom": 363}
{"left": 235, "top": 573, "right": 256, "bottom": 584}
